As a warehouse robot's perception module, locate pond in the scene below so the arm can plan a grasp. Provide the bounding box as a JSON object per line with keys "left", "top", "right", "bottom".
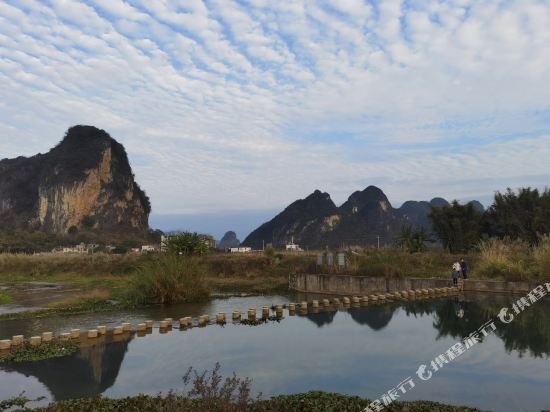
{"left": 1, "top": 293, "right": 550, "bottom": 412}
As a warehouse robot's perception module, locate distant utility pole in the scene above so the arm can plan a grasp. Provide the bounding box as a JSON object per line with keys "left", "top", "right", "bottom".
{"left": 377, "top": 235, "right": 380, "bottom": 249}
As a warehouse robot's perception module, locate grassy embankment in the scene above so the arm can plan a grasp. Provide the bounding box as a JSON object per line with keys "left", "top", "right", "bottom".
{"left": 24, "top": 392, "right": 480, "bottom": 412}
{"left": 1, "top": 362, "right": 481, "bottom": 411}
{"left": 1, "top": 237, "right": 549, "bottom": 319}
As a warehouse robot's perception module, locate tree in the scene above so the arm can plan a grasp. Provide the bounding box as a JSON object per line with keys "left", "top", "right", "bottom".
{"left": 395, "top": 225, "right": 429, "bottom": 253}
{"left": 484, "top": 187, "right": 550, "bottom": 244}
{"left": 429, "top": 201, "right": 483, "bottom": 253}
{"left": 164, "top": 232, "right": 209, "bottom": 256}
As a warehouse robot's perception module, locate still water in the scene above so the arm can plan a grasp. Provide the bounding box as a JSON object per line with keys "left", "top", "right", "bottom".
{"left": 1, "top": 293, "right": 549, "bottom": 411}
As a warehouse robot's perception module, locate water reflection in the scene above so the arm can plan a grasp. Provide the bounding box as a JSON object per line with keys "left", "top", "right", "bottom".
{"left": 1, "top": 293, "right": 550, "bottom": 412}
{"left": 300, "top": 294, "right": 550, "bottom": 358}
{"left": 3, "top": 337, "right": 131, "bottom": 400}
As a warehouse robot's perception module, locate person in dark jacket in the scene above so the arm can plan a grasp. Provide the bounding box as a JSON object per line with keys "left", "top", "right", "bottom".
{"left": 460, "top": 258, "right": 468, "bottom": 279}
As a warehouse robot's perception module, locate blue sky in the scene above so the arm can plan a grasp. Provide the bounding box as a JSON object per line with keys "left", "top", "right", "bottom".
{"left": 1, "top": 0, "right": 550, "bottom": 238}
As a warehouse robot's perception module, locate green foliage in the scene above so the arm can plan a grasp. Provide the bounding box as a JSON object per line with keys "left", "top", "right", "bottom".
{"left": 112, "top": 239, "right": 141, "bottom": 254}
{"left": 263, "top": 246, "right": 275, "bottom": 258}
{"left": 485, "top": 187, "right": 550, "bottom": 244}
{"left": 395, "top": 225, "right": 429, "bottom": 253}
{"left": 30, "top": 392, "right": 482, "bottom": 412}
{"left": 127, "top": 255, "right": 210, "bottom": 305}
{"left": 165, "top": 232, "right": 209, "bottom": 256}
{"left": 429, "top": 201, "right": 484, "bottom": 253}
{"left": 0, "top": 341, "right": 78, "bottom": 364}
{"left": 0, "top": 291, "right": 13, "bottom": 305}
{"left": 429, "top": 188, "right": 550, "bottom": 253}
{"left": 0, "top": 392, "right": 45, "bottom": 411}
{"left": 67, "top": 226, "right": 78, "bottom": 235}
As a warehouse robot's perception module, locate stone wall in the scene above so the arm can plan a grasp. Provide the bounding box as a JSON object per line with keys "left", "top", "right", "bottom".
{"left": 289, "top": 273, "right": 544, "bottom": 295}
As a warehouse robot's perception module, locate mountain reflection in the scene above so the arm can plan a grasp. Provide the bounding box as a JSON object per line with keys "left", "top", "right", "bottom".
{"left": 428, "top": 295, "right": 550, "bottom": 358}
{"left": 3, "top": 337, "right": 130, "bottom": 400}
{"left": 2, "top": 294, "right": 549, "bottom": 404}
{"left": 302, "top": 295, "right": 550, "bottom": 358}
{"left": 303, "top": 304, "right": 399, "bottom": 330}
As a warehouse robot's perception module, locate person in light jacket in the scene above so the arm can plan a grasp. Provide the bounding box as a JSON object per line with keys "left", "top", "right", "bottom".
{"left": 452, "top": 261, "right": 461, "bottom": 286}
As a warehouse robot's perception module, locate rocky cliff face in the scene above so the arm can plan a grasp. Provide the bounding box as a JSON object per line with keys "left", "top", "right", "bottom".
{"left": 242, "top": 187, "right": 483, "bottom": 249}
{"left": 0, "top": 125, "right": 150, "bottom": 235}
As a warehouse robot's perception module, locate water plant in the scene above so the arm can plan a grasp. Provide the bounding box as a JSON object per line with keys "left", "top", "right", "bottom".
{"left": 0, "top": 340, "right": 78, "bottom": 364}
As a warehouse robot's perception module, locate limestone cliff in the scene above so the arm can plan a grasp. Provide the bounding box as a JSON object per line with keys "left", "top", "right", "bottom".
{"left": 0, "top": 125, "right": 150, "bottom": 234}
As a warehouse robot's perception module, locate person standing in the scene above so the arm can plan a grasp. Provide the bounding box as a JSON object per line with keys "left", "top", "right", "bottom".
{"left": 460, "top": 258, "right": 468, "bottom": 279}
{"left": 452, "top": 261, "right": 461, "bottom": 286}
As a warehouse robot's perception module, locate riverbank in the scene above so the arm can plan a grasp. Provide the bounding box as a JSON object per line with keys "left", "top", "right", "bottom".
{"left": 3, "top": 391, "right": 481, "bottom": 411}
{"left": 2, "top": 240, "right": 548, "bottom": 320}
{"left": 0, "top": 253, "right": 295, "bottom": 318}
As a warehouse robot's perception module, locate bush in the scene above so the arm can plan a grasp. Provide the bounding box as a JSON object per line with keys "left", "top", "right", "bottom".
{"left": 165, "top": 232, "right": 209, "bottom": 256}
{"left": 126, "top": 255, "right": 209, "bottom": 305}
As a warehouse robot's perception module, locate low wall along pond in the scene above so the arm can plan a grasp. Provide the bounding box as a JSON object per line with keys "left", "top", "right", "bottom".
{"left": 289, "top": 273, "right": 544, "bottom": 295}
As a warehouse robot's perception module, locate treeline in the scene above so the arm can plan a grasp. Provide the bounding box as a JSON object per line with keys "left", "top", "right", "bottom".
{"left": 0, "top": 229, "right": 162, "bottom": 254}
{"left": 429, "top": 187, "right": 550, "bottom": 252}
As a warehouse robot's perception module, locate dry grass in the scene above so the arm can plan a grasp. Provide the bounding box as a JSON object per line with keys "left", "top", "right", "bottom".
{"left": 475, "top": 237, "right": 550, "bottom": 281}
{"left": 0, "top": 253, "right": 144, "bottom": 280}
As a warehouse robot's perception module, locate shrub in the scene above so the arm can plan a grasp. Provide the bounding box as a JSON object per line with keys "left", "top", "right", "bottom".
{"left": 126, "top": 255, "right": 209, "bottom": 305}
{"left": 165, "top": 232, "right": 209, "bottom": 256}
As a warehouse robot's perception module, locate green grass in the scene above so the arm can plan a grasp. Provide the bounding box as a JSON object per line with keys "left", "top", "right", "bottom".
{"left": 0, "top": 291, "right": 13, "bottom": 305}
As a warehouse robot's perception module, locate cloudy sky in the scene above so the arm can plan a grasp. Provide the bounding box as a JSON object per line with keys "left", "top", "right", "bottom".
{"left": 1, "top": 0, "right": 549, "bottom": 237}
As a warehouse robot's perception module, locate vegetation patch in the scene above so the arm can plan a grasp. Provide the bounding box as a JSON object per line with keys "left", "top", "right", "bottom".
{"left": 0, "top": 290, "right": 13, "bottom": 305}
{"left": 2, "top": 363, "right": 481, "bottom": 411}
{"left": 8, "top": 391, "right": 483, "bottom": 411}
{"left": 0, "top": 340, "right": 78, "bottom": 364}
{"left": 126, "top": 255, "right": 210, "bottom": 305}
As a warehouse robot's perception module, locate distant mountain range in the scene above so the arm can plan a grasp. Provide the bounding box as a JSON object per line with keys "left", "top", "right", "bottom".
{"left": 217, "top": 231, "right": 240, "bottom": 249}
{"left": 242, "top": 186, "right": 484, "bottom": 249}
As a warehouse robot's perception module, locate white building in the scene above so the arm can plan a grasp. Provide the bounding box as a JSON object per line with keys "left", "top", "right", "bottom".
{"left": 141, "top": 245, "right": 157, "bottom": 253}
{"left": 285, "top": 243, "right": 302, "bottom": 251}
{"left": 285, "top": 237, "right": 303, "bottom": 251}
{"left": 230, "top": 247, "right": 252, "bottom": 253}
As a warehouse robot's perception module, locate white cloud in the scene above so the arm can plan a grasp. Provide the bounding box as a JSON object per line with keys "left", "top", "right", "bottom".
{"left": 0, "top": 0, "right": 549, "bottom": 220}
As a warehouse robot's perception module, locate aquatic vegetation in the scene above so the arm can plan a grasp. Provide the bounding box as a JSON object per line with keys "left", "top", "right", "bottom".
{"left": 26, "top": 391, "right": 483, "bottom": 411}
{"left": 23, "top": 363, "right": 482, "bottom": 411}
{"left": 0, "top": 340, "right": 78, "bottom": 364}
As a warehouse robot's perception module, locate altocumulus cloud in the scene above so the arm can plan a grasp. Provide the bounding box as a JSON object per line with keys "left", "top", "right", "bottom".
{"left": 1, "top": 0, "right": 549, "bottom": 215}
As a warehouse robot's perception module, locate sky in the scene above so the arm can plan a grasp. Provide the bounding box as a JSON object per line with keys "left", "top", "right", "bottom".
{"left": 1, "top": 0, "right": 550, "bottom": 239}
